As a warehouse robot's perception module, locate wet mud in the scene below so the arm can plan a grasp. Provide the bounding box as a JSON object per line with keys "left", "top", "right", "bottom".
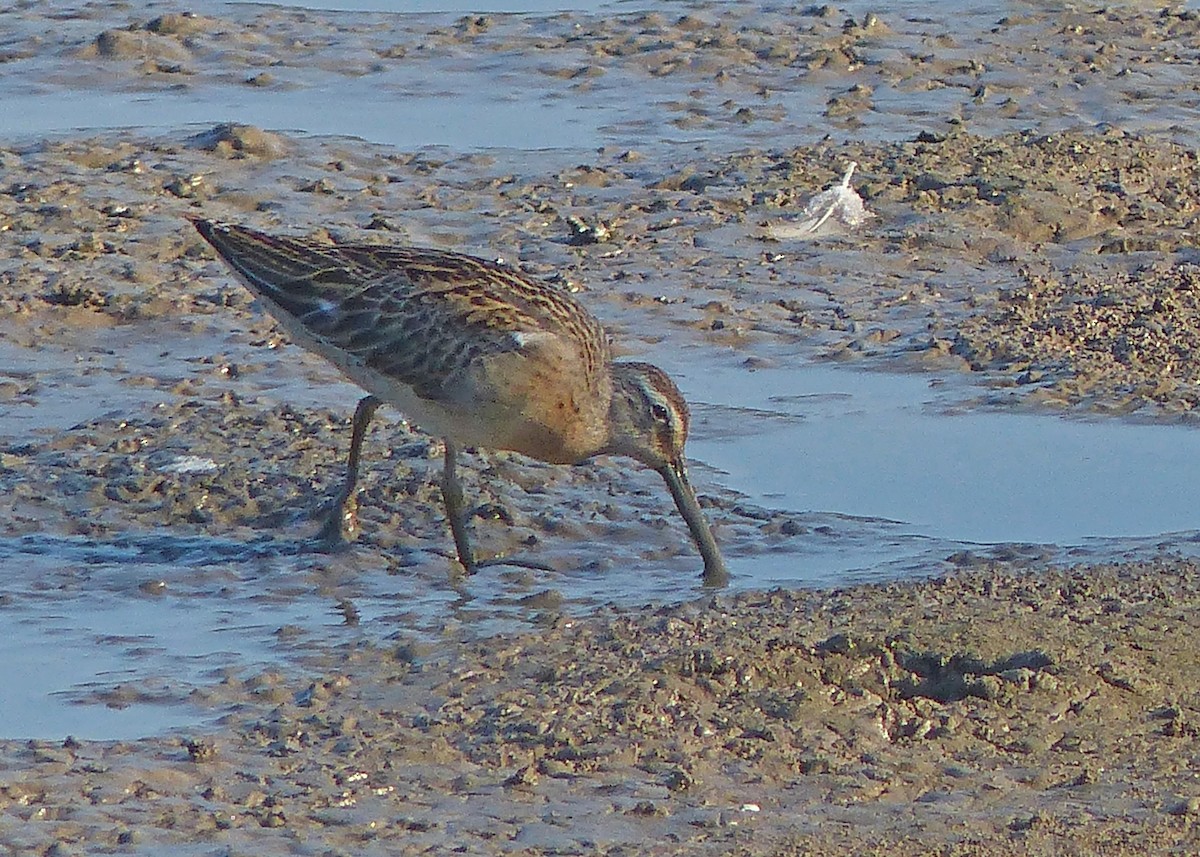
{"left": 5, "top": 562, "right": 1200, "bottom": 854}
{"left": 2, "top": 0, "right": 1200, "bottom": 854}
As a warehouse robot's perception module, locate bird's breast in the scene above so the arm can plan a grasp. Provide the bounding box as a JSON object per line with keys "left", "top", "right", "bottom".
{"left": 442, "top": 342, "right": 612, "bottom": 463}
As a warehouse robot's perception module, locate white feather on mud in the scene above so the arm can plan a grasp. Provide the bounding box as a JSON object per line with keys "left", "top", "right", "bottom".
{"left": 764, "top": 162, "right": 874, "bottom": 240}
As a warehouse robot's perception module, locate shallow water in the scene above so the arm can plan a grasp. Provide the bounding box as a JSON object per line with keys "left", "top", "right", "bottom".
{"left": 694, "top": 360, "right": 1200, "bottom": 547}
{"left": 7, "top": 0, "right": 1200, "bottom": 155}
{"left": 6, "top": 353, "right": 1200, "bottom": 739}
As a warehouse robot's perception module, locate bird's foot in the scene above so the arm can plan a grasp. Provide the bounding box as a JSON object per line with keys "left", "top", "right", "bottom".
{"left": 314, "top": 493, "right": 361, "bottom": 548}
{"left": 452, "top": 550, "right": 556, "bottom": 576}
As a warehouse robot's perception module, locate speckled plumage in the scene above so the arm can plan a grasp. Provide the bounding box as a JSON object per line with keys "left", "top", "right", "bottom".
{"left": 189, "top": 217, "right": 728, "bottom": 585}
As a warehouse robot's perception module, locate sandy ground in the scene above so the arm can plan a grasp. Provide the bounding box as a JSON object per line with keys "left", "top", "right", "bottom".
{"left": 2, "top": 0, "right": 1200, "bottom": 853}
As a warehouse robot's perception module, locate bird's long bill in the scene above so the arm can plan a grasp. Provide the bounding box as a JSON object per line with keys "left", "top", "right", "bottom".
{"left": 657, "top": 460, "right": 730, "bottom": 587}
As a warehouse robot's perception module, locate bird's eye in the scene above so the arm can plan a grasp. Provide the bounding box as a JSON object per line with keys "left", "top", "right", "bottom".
{"left": 651, "top": 403, "right": 671, "bottom": 423}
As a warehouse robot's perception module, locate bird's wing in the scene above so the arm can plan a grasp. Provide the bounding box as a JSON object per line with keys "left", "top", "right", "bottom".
{"left": 191, "top": 220, "right": 608, "bottom": 403}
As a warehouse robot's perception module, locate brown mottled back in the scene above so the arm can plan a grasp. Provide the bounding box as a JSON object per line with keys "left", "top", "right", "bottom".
{"left": 190, "top": 219, "right": 610, "bottom": 402}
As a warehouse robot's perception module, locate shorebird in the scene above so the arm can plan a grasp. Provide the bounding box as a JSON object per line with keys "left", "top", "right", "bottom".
{"left": 189, "top": 218, "right": 729, "bottom": 586}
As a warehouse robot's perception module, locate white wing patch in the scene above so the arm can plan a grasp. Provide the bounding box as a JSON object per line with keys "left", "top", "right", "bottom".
{"left": 510, "top": 330, "right": 558, "bottom": 350}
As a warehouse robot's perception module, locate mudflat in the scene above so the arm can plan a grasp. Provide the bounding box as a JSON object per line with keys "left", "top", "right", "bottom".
{"left": 2, "top": 1, "right": 1199, "bottom": 853}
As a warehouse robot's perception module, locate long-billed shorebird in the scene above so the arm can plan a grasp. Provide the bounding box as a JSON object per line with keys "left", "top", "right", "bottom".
{"left": 189, "top": 217, "right": 729, "bottom": 586}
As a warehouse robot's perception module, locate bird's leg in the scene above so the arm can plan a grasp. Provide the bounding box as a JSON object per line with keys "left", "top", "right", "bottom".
{"left": 440, "top": 440, "right": 554, "bottom": 575}
{"left": 441, "top": 439, "right": 479, "bottom": 575}
{"left": 317, "top": 395, "right": 381, "bottom": 545}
